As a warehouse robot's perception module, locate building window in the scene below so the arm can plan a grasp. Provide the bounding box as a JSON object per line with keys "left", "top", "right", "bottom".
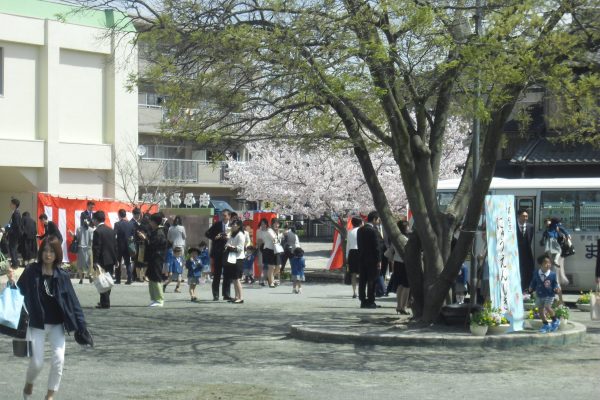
{"left": 138, "top": 91, "right": 164, "bottom": 107}
{"left": 0, "top": 47, "right": 4, "bottom": 96}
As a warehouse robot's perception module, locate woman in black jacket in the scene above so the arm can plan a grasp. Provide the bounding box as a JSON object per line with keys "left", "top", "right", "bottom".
{"left": 16, "top": 235, "right": 88, "bottom": 400}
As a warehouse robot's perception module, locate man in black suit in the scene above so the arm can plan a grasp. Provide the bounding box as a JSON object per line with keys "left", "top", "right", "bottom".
{"left": 92, "top": 211, "right": 118, "bottom": 309}
{"left": 517, "top": 208, "right": 535, "bottom": 291}
{"left": 7, "top": 198, "right": 22, "bottom": 268}
{"left": 38, "top": 213, "right": 63, "bottom": 243}
{"left": 80, "top": 201, "right": 95, "bottom": 229}
{"left": 205, "top": 209, "right": 232, "bottom": 301}
{"left": 114, "top": 209, "right": 134, "bottom": 284}
{"left": 357, "top": 211, "right": 384, "bottom": 308}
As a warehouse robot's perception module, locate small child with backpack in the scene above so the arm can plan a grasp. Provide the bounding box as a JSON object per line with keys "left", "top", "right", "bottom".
{"left": 164, "top": 246, "right": 184, "bottom": 293}
{"left": 290, "top": 247, "right": 306, "bottom": 294}
{"left": 243, "top": 245, "right": 257, "bottom": 284}
{"left": 186, "top": 247, "right": 203, "bottom": 301}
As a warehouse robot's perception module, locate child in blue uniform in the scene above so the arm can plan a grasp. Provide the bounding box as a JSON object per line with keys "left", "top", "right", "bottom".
{"left": 198, "top": 241, "right": 211, "bottom": 283}
{"left": 164, "top": 246, "right": 184, "bottom": 293}
{"left": 243, "top": 245, "right": 257, "bottom": 284}
{"left": 529, "top": 254, "right": 561, "bottom": 333}
{"left": 290, "top": 247, "right": 305, "bottom": 294}
{"left": 186, "top": 247, "right": 202, "bottom": 301}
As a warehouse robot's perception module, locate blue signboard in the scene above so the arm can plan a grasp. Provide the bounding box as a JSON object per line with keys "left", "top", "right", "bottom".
{"left": 485, "top": 195, "right": 525, "bottom": 332}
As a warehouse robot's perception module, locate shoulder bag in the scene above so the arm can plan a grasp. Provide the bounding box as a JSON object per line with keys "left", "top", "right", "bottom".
{"left": 0, "top": 283, "right": 28, "bottom": 339}
{"left": 93, "top": 266, "right": 114, "bottom": 294}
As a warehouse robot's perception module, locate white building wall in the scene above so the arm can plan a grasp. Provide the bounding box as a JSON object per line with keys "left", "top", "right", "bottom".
{"left": 0, "top": 40, "right": 39, "bottom": 140}
{"left": 58, "top": 48, "right": 106, "bottom": 144}
{"left": 0, "top": 10, "right": 138, "bottom": 223}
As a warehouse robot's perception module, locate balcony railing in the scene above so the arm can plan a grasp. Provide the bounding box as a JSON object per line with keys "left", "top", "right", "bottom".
{"left": 140, "top": 158, "right": 229, "bottom": 185}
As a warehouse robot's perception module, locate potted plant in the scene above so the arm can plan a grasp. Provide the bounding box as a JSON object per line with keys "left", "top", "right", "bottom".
{"left": 553, "top": 304, "right": 570, "bottom": 331}
{"left": 488, "top": 307, "right": 511, "bottom": 335}
{"left": 523, "top": 293, "right": 536, "bottom": 310}
{"left": 576, "top": 292, "right": 591, "bottom": 312}
{"left": 470, "top": 303, "right": 494, "bottom": 336}
{"left": 524, "top": 307, "right": 543, "bottom": 330}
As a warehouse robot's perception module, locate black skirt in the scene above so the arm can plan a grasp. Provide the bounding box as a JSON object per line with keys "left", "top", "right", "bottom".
{"left": 347, "top": 249, "right": 360, "bottom": 274}
{"left": 224, "top": 259, "right": 243, "bottom": 280}
{"left": 391, "top": 261, "right": 409, "bottom": 288}
{"left": 262, "top": 248, "right": 276, "bottom": 265}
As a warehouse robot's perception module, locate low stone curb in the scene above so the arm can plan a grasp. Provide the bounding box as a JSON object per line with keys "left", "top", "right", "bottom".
{"left": 289, "top": 321, "right": 587, "bottom": 348}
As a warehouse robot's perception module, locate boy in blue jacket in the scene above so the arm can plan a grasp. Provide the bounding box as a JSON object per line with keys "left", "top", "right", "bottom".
{"left": 186, "top": 247, "right": 203, "bottom": 301}
{"left": 529, "top": 255, "right": 561, "bottom": 333}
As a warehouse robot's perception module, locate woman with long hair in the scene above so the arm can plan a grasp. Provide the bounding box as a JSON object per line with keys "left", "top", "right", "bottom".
{"left": 167, "top": 215, "right": 187, "bottom": 251}
{"left": 15, "top": 236, "right": 90, "bottom": 400}
{"left": 223, "top": 220, "right": 246, "bottom": 303}
{"left": 389, "top": 220, "right": 411, "bottom": 315}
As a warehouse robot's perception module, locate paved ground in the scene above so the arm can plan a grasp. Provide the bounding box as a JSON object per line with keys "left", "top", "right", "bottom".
{"left": 1, "top": 275, "right": 599, "bottom": 400}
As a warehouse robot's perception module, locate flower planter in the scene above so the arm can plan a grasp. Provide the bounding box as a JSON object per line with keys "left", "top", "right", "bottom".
{"left": 576, "top": 303, "right": 591, "bottom": 312}
{"left": 523, "top": 302, "right": 536, "bottom": 311}
{"left": 469, "top": 323, "right": 488, "bottom": 336}
{"left": 524, "top": 319, "right": 543, "bottom": 330}
{"left": 558, "top": 318, "right": 568, "bottom": 331}
{"left": 488, "top": 323, "right": 511, "bottom": 335}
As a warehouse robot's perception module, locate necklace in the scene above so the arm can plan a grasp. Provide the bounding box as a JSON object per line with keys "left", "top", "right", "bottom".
{"left": 43, "top": 276, "right": 54, "bottom": 297}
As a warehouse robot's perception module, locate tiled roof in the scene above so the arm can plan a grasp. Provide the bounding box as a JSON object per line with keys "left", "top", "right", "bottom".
{"left": 510, "top": 138, "right": 600, "bottom": 165}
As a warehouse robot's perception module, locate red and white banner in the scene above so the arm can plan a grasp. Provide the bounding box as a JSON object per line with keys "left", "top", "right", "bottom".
{"left": 36, "top": 193, "right": 153, "bottom": 263}
{"left": 326, "top": 217, "right": 355, "bottom": 270}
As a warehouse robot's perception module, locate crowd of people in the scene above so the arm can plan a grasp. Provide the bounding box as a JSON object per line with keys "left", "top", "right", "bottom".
{"left": 3, "top": 198, "right": 600, "bottom": 398}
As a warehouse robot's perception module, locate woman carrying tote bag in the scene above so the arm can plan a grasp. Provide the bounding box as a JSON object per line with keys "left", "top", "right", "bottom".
{"left": 12, "top": 235, "right": 91, "bottom": 400}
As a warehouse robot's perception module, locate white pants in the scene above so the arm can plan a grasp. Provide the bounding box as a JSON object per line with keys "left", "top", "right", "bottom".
{"left": 26, "top": 324, "right": 66, "bottom": 392}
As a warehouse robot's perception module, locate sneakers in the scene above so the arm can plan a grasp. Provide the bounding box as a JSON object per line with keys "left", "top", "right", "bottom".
{"left": 550, "top": 319, "right": 560, "bottom": 332}
{"left": 539, "top": 323, "right": 551, "bottom": 333}
{"left": 148, "top": 301, "right": 164, "bottom": 307}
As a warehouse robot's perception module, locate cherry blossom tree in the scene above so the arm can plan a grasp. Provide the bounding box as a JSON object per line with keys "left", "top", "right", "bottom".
{"left": 228, "top": 116, "right": 470, "bottom": 259}
{"left": 71, "top": 0, "right": 599, "bottom": 322}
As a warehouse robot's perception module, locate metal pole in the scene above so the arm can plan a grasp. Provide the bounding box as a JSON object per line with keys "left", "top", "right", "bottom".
{"left": 470, "top": 0, "right": 483, "bottom": 307}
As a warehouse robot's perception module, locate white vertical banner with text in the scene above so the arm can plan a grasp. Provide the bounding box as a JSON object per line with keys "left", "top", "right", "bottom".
{"left": 485, "top": 195, "right": 525, "bottom": 332}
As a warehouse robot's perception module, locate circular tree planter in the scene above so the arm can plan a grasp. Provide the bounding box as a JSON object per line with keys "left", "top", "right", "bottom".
{"left": 469, "top": 323, "right": 488, "bottom": 336}
{"left": 576, "top": 303, "right": 591, "bottom": 312}
{"left": 488, "top": 324, "right": 511, "bottom": 335}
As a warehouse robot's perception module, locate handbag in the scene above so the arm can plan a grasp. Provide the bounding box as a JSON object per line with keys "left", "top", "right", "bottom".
{"left": 560, "top": 237, "right": 575, "bottom": 257}
{"left": 344, "top": 271, "right": 351, "bottom": 285}
{"left": 227, "top": 251, "right": 238, "bottom": 264}
{"left": 0, "top": 283, "right": 25, "bottom": 330}
{"left": 591, "top": 285, "right": 600, "bottom": 321}
{"left": 0, "top": 284, "right": 28, "bottom": 339}
{"left": 68, "top": 238, "right": 79, "bottom": 254}
{"left": 128, "top": 238, "right": 137, "bottom": 257}
{"left": 93, "top": 266, "right": 114, "bottom": 294}
{"left": 13, "top": 339, "right": 32, "bottom": 357}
